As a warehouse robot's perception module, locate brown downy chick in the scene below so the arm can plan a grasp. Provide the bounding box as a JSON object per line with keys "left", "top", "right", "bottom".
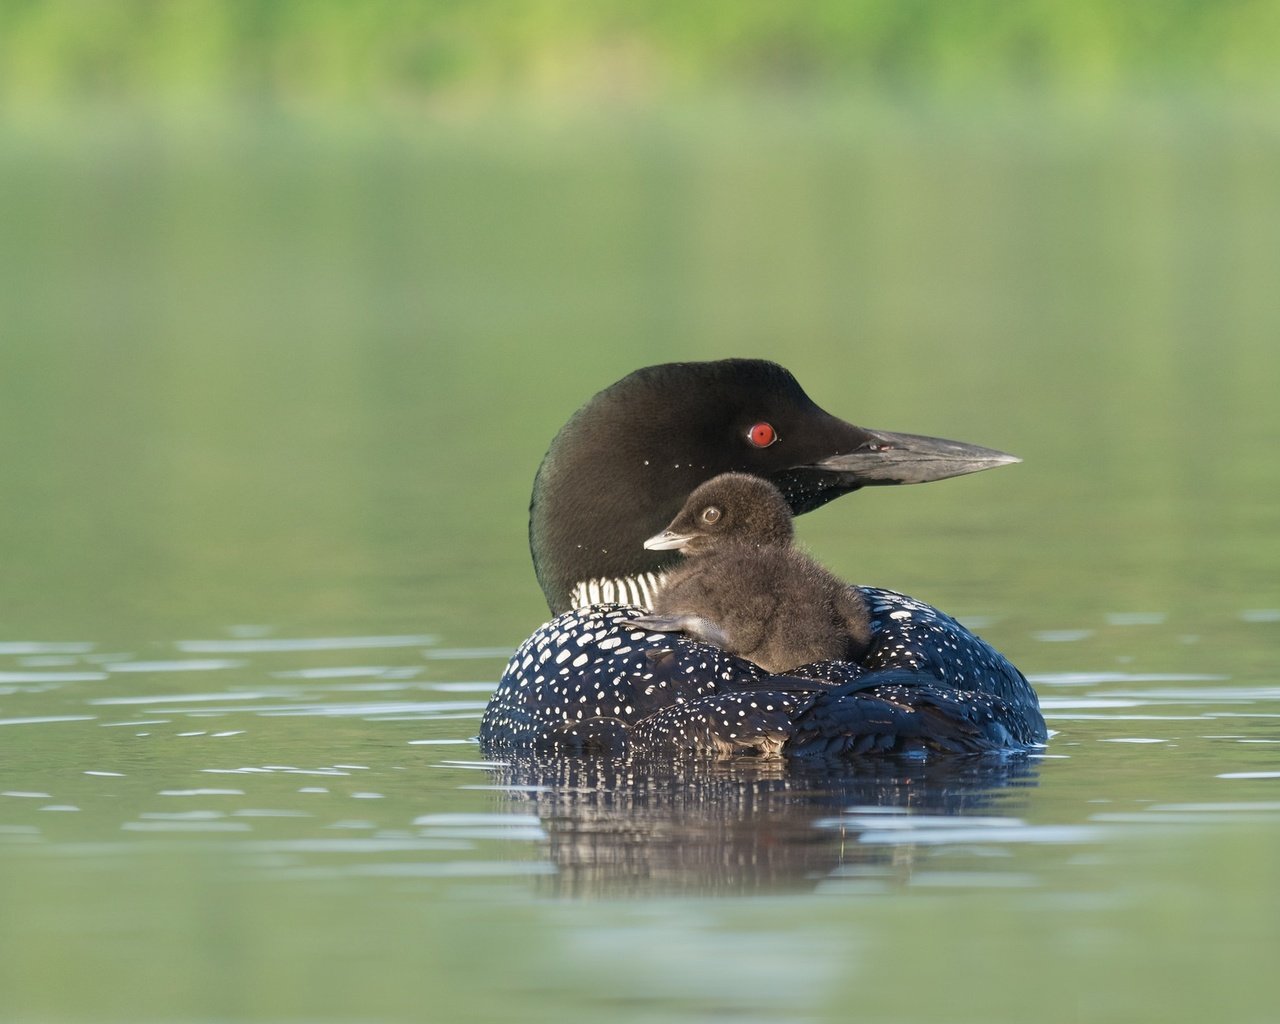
{"left": 625, "top": 473, "right": 872, "bottom": 674}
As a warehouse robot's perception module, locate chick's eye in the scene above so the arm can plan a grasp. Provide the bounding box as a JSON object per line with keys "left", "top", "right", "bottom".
{"left": 747, "top": 421, "right": 778, "bottom": 448}
{"left": 701, "top": 507, "right": 721, "bottom": 524}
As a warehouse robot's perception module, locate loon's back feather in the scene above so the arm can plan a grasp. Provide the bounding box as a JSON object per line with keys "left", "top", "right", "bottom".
{"left": 479, "top": 589, "right": 1045, "bottom": 758}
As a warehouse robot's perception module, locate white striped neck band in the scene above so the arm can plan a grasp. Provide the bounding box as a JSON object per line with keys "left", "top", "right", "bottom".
{"left": 569, "top": 572, "right": 664, "bottom": 611}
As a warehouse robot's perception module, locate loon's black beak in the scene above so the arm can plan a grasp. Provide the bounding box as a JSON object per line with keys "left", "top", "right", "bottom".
{"left": 812, "top": 429, "right": 1020, "bottom": 485}
{"left": 643, "top": 529, "right": 693, "bottom": 551}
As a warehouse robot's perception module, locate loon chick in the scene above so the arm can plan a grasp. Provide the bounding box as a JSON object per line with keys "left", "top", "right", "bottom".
{"left": 480, "top": 358, "right": 1047, "bottom": 759}
{"left": 626, "top": 473, "right": 872, "bottom": 673}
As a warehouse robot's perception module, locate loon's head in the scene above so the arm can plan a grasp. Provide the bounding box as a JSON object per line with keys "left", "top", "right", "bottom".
{"left": 643, "top": 472, "right": 795, "bottom": 556}
{"left": 531, "top": 358, "right": 1018, "bottom": 613}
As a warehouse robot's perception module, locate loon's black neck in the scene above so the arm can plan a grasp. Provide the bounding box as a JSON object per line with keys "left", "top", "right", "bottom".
{"left": 529, "top": 359, "right": 1019, "bottom": 615}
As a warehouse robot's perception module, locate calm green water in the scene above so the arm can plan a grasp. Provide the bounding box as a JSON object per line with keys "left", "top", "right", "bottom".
{"left": 2, "top": 99, "right": 1278, "bottom": 1023}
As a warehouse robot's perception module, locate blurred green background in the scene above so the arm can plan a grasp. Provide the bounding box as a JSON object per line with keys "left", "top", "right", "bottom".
{"left": 4, "top": 0, "right": 1280, "bottom": 109}
{"left": 3, "top": 0, "right": 1277, "bottom": 649}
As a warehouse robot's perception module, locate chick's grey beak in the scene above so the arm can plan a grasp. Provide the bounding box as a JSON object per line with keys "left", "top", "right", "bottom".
{"left": 643, "top": 530, "right": 693, "bottom": 551}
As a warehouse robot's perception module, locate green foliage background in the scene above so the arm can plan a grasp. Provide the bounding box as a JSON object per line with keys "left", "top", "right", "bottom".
{"left": 3, "top": 0, "right": 1279, "bottom": 114}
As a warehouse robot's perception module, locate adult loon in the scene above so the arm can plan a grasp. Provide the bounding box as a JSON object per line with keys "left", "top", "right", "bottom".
{"left": 625, "top": 472, "right": 873, "bottom": 672}
{"left": 479, "top": 359, "right": 1047, "bottom": 759}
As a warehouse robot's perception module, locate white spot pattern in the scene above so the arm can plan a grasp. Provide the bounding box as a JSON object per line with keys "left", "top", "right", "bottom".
{"left": 479, "top": 586, "right": 1045, "bottom": 758}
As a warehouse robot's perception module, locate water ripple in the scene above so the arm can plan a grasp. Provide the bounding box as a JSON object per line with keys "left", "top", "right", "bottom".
{"left": 1032, "top": 672, "right": 1230, "bottom": 686}
{"left": 0, "top": 642, "right": 95, "bottom": 655}
{"left": 176, "top": 635, "right": 437, "bottom": 653}
{"left": 0, "top": 670, "right": 107, "bottom": 686}
{"left": 105, "top": 660, "right": 245, "bottom": 673}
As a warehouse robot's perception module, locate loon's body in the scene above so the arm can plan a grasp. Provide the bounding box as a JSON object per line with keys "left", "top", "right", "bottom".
{"left": 626, "top": 473, "right": 872, "bottom": 674}
{"left": 480, "top": 359, "right": 1046, "bottom": 759}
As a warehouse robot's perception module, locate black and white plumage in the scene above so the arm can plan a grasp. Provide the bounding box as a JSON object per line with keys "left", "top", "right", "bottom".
{"left": 483, "top": 589, "right": 1041, "bottom": 758}
{"left": 480, "top": 358, "right": 1046, "bottom": 759}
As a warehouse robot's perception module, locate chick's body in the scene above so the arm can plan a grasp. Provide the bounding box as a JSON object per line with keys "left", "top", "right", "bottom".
{"left": 632, "top": 473, "right": 871, "bottom": 674}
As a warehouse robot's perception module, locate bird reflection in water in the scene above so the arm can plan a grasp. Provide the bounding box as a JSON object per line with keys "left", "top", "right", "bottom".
{"left": 485, "top": 754, "right": 1041, "bottom": 897}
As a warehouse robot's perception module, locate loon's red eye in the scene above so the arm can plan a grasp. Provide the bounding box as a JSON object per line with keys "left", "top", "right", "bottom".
{"left": 746, "top": 422, "right": 778, "bottom": 448}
